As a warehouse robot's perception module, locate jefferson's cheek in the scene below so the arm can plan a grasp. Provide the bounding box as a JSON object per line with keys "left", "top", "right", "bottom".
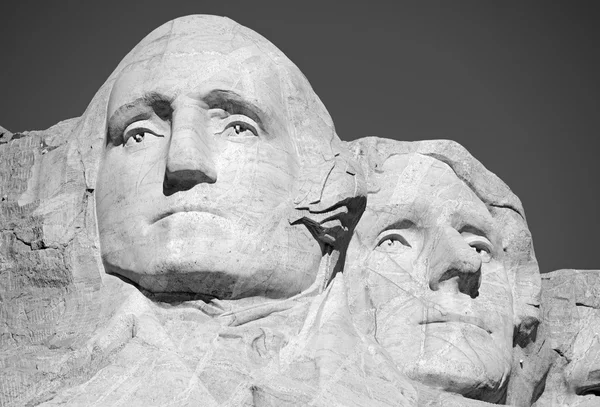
{"left": 479, "top": 263, "right": 513, "bottom": 306}
{"left": 365, "top": 253, "right": 421, "bottom": 305}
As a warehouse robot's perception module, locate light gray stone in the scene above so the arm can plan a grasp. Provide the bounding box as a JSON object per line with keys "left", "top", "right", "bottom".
{"left": 344, "top": 138, "right": 541, "bottom": 405}
{"left": 532, "top": 269, "right": 600, "bottom": 407}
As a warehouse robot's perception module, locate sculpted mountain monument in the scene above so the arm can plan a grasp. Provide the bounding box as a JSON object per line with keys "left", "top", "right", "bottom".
{"left": 1, "top": 14, "right": 598, "bottom": 407}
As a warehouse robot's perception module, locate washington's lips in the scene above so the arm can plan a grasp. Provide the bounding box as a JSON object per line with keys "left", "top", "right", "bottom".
{"left": 151, "top": 206, "right": 225, "bottom": 224}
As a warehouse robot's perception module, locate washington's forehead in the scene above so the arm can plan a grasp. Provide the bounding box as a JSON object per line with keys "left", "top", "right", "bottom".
{"left": 108, "top": 50, "right": 285, "bottom": 118}
{"left": 129, "top": 15, "right": 279, "bottom": 60}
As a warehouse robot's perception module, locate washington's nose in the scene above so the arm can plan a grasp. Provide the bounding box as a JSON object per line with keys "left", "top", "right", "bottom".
{"left": 164, "top": 99, "right": 217, "bottom": 195}
{"left": 428, "top": 227, "right": 482, "bottom": 298}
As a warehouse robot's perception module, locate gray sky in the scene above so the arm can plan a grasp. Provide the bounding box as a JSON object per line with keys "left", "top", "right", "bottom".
{"left": 1, "top": 0, "right": 599, "bottom": 273}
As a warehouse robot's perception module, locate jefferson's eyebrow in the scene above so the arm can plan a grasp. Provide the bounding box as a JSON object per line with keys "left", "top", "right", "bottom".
{"left": 107, "top": 93, "right": 173, "bottom": 142}
{"left": 380, "top": 218, "right": 416, "bottom": 234}
{"left": 202, "top": 89, "right": 265, "bottom": 130}
{"left": 455, "top": 209, "right": 495, "bottom": 238}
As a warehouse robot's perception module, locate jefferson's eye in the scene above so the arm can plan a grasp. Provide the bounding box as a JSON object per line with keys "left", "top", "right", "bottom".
{"left": 124, "top": 130, "right": 147, "bottom": 147}
{"left": 375, "top": 232, "right": 412, "bottom": 252}
{"left": 462, "top": 233, "right": 493, "bottom": 263}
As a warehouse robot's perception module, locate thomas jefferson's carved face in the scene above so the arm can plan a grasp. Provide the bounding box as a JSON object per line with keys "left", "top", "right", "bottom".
{"left": 96, "top": 35, "right": 322, "bottom": 299}
{"left": 349, "top": 154, "right": 514, "bottom": 402}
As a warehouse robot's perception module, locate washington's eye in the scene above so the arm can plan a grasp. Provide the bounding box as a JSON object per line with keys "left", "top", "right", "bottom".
{"left": 132, "top": 132, "right": 145, "bottom": 143}
{"left": 220, "top": 114, "right": 259, "bottom": 138}
{"left": 122, "top": 121, "right": 165, "bottom": 148}
{"left": 231, "top": 122, "right": 254, "bottom": 135}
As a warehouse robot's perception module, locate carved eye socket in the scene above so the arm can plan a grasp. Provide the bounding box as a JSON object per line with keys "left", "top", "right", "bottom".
{"left": 219, "top": 114, "right": 259, "bottom": 139}
{"left": 376, "top": 232, "right": 412, "bottom": 252}
{"left": 132, "top": 131, "right": 145, "bottom": 143}
{"left": 123, "top": 130, "right": 147, "bottom": 147}
{"left": 463, "top": 234, "right": 493, "bottom": 263}
{"left": 471, "top": 244, "right": 492, "bottom": 262}
{"left": 122, "top": 121, "right": 164, "bottom": 148}
{"left": 229, "top": 121, "right": 257, "bottom": 137}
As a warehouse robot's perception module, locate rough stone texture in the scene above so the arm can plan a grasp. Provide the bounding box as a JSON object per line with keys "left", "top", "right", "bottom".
{"left": 531, "top": 269, "right": 600, "bottom": 407}
{"left": 0, "top": 125, "right": 13, "bottom": 143}
{"left": 0, "top": 13, "right": 594, "bottom": 407}
{"left": 0, "top": 116, "right": 121, "bottom": 406}
{"left": 344, "top": 138, "right": 542, "bottom": 405}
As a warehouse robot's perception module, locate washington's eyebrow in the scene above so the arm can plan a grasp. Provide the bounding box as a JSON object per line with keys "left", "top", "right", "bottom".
{"left": 107, "top": 93, "right": 173, "bottom": 142}
{"left": 203, "top": 89, "right": 265, "bottom": 130}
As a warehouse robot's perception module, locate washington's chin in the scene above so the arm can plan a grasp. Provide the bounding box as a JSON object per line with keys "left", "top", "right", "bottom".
{"left": 102, "top": 242, "right": 320, "bottom": 300}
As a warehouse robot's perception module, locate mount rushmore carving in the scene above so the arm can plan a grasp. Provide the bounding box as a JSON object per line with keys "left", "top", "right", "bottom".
{"left": 1, "top": 15, "right": 597, "bottom": 407}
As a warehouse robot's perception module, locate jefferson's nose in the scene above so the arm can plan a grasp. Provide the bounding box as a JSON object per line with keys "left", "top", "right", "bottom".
{"left": 428, "top": 227, "right": 482, "bottom": 298}
{"left": 164, "top": 98, "right": 216, "bottom": 195}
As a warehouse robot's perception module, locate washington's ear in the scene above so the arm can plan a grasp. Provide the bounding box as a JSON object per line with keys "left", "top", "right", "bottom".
{"left": 290, "top": 147, "right": 367, "bottom": 249}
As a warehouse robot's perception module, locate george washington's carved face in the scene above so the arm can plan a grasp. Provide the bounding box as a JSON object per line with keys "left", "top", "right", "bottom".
{"left": 348, "top": 154, "right": 514, "bottom": 402}
{"left": 95, "top": 23, "right": 324, "bottom": 300}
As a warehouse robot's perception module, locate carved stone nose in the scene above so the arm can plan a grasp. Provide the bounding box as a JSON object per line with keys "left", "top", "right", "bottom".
{"left": 428, "top": 228, "right": 483, "bottom": 298}
{"left": 433, "top": 267, "right": 482, "bottom": 298}
{"left": 163, "top": 99, "right": 217, "bottom": 196}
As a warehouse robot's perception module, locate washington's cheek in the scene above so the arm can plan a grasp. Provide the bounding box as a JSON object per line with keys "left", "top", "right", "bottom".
{"left": 215, "top": 142, "right": 296, "bottom": 221}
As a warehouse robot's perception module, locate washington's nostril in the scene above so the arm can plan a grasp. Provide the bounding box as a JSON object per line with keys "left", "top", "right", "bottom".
{"left": 163, "top": 169, "right": 216, "bottom": 196}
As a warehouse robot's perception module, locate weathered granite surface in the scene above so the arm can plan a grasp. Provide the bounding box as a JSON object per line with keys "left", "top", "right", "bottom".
{"left": 530, "top": 270, "right": 600, "bottom": 407}
{"left": 344, "top": 138, "right": 541, "bottom": 406}
{"left": 0, "top": 14, "right": 596, "bottom": 407}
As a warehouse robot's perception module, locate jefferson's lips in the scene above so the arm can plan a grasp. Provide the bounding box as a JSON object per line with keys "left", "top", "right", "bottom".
{"left": 418, "top": 313, "right": 492, "bottom": 334}
{"left": 151, "top": 206, "right": 225, "bottom": 224}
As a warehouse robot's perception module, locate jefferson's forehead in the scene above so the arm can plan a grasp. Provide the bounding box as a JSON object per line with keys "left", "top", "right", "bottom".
{"left": 367, "top": 154, "right": 494, "bottom": 229}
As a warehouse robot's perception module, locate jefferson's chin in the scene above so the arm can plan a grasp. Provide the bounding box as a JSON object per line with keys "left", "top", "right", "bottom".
{"left": 406, "top": 326, "right": 511, "bottom": 402}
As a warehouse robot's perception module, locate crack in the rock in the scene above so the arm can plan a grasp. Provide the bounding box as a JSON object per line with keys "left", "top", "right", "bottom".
{"left": 575, "top": 302, "right": 598, "bottom": 309}
{"left": 489, "top": 203, "right": 525, "bottom": 220}
{"left": 11, "top": 233, "right": 46, "bottom": 250}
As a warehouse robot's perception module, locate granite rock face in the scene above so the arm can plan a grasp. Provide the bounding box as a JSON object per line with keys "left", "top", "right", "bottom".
{"left": 344, "top": 138, "right": 542, "bottom": 406}
{"left": 532, "top": 270, "right": 600, "bottom": 407}
{"left": 0, "top": 14, "right": 595, "bottom": 407}
{"left": 0, "top": 125, "right": 13, "bottom": 142}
